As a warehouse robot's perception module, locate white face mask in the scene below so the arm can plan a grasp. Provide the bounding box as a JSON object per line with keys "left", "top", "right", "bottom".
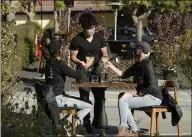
{"left": 85, "top": 28, "right": 95, "bottom": 36}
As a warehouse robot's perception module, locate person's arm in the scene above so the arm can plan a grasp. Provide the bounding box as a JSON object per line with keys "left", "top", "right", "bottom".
{"left": 97, "top": 32, "right": 108, "bottom": 57}
{"left": 70, "top": 50, "right": 85, "bottom": 66}
{"left": 101, "top": 47, "right": 108, "bottom": 57}
{"left": 121, "top": 64, "right": 136, "bottom": 79}
{"left": 70, "top": 37, "right": 86, "bottom": 66}
{"left": 107, "top": 61, "right": 135, "bottom": 78}
{"left": 59, "top": 61, "right": 81, "bottom": 80}
{"left": 107, "top": 61, "right": 123, "bottom": 76}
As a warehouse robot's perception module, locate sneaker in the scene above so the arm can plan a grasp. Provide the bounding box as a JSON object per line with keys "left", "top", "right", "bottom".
{"left": 62, "top": 119, "right": 72, "bottom": 136}
{"left": 127, "top": 130, "right": 139, "bottom": 136}
{"left": 115, "top": 127, "right": 131, "bottom": 137}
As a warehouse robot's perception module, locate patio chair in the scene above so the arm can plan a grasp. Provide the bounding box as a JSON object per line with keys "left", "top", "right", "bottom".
{"left": 34, "top": 81, "right": 77, "bottom": 136}
{"left": 132, "top": 80, "right": 181, "bottom": 136}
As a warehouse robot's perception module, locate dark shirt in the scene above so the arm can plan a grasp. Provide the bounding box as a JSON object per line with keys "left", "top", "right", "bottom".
{"left": 41, "top": 38, "right": 52, "bottom": 62}
{"left": 45, "top": 58, "right": 82, "bottom": 96}
{"left": 69, "top": 32, "right": 107, "bottom": 63}
{"left": 121, "top": 59, "right": 163, "bottom": 100}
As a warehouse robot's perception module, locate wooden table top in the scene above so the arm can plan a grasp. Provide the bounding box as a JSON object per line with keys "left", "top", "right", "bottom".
{"left": 72, "top": 82, "right": 137, "bottom": 88}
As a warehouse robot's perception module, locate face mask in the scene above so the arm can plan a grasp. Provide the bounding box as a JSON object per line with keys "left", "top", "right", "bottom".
{"left": 85, "top": 28, "right": 95, "bottom": 36}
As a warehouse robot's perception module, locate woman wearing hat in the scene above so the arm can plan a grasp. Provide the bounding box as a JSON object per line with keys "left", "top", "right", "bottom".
{"left": 107, "top": 41, "right": 163, "bottom": 136}
{"left": 45, "top": 39, "right": 93, "bottom": 136}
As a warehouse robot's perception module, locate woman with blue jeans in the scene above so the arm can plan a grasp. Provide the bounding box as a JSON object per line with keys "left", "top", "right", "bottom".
{"left": 107, "top": 41, "right": 163, "bottom": 136}
{"left": 45, "top": 40, "right": 93, "bottom": 135}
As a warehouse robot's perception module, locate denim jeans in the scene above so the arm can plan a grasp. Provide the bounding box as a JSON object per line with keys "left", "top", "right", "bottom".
{"left": 55, "top": 95, "right": 92, "bottom": 125}
{"left": 119, "top": 94, "right": 162, "bottom": 131}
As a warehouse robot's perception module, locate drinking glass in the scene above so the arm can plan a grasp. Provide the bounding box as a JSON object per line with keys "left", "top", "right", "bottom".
{"left": 100, "top": 72, "right": 108, "bottom": 82}
{"left": 91, "top": 75, "right": 99, "bottom": 83}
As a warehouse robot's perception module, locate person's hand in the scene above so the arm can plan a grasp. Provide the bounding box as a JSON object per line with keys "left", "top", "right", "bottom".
{"left": 106, "top": 61, "right": 113, "bottom": 68}
{"left": 85, "top": 57, "right": 94, "bottom": 68}
{"left": 80, "top": 61, "right": 86, "bottom": 67}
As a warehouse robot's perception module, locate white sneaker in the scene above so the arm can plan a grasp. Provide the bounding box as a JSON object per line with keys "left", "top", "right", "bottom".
{"left": 63, "top": 119, "right": 72, "bottom": 137}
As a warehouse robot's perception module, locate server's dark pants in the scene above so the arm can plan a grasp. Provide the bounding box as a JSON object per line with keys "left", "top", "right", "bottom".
{"left": 77, "top": 65, "right": 107, "bottom": 128}
{"left": 79, "top": 86, "right": 106, "bottom": 127}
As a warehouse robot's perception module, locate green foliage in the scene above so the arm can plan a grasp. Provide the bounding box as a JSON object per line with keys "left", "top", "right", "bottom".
{"left": 26, "top": 21, "right": 43, "bottom": 34}
{"left": 1, "top": 2, "right": 17, "bottom": 13}
{"left": 119, "top": 0, "right": 192, "bottom": 41}
{"left": 177, "top": 29, "right": 192, "bottom": 83}
{"left": 1, "top": 2, "right": 20, "bottom": 103}
{"left": 19, "top": 0, "right": 37, "bottom": 12}
{"left": 56, "top": 0, "right": 66, "bottom": 11}
{"left": 18, "top": 0, "right": 37, "bottom": 22}
{"left": 151, "top": 43, "right": 175, "bottom": 69}
{"left": 22, "top": 38, "right": 36, "bottom": 68}
{"left": 15, "top": 21, "right": 42, "bottom": 68}
{"left": 121, "top": 0, "right": 192, "bottom": 13}
{"left": 1, "top": 100, "right": 45, "bottom": 137}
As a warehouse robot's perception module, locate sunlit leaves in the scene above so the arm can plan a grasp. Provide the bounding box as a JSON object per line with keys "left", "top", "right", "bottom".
{"left": 56, "top": 1, "right": 66, "bottom": 12}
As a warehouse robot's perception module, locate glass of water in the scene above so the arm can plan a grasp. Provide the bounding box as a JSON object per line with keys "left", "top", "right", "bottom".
{"left": 91, "top": 75, "right": 99, "bottom": 83}
{"left": 100, "top": 72, "right": 108, "bottom": 82}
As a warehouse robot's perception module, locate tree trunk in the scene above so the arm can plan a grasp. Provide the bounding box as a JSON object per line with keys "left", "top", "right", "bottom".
{"left": 137, "top": 19, "right": 143, "bottom": 41}
{"left": 27, "top": 12, "right": 35, "bottom": 22}
{"left": 54, "top": 11, "right": 59, "bottom": 33}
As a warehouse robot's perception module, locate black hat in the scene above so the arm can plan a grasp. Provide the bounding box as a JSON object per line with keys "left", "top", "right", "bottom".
{"left": 48, "top": 39, "right": 61, "bottom": 55}
{"left": 136, "top": 41, "right": 151, "bottom": 54}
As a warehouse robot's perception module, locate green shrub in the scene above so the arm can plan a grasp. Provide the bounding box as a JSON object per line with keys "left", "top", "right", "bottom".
{"left": 177, "top": 29, "right": 192, "bottom": 89}
{"left": 1, "top": 2, "right": 20, "bottom": 103}
{"left": 15, "top": 21, "right": 42, "bottom": 68}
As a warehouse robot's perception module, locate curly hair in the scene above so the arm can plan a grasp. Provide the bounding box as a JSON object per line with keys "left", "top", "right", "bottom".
{"left": 79, "top": 13, "right": 97, "bottom": 29}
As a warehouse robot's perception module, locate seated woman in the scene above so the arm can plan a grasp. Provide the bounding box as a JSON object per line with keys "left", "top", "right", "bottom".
{"left": 107, "top": 41, "right": 163, "bottom": 136}
{"left": 45, "top": 39, "right": 93, "bottom": 135}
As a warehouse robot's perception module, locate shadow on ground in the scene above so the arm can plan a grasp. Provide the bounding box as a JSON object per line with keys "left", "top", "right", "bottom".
{"left": 19, "top": 77, "right": 45, "bottom": 87}
{"left": 22, "top": 67, "right": 38, "bottom": 72}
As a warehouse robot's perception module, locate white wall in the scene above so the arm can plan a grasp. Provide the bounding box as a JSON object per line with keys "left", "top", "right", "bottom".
{"left": 35, "top": 14, "right": 54, "bottom": 28}
{"left": 15, "top": 14, "right": 53, "bottom": 29}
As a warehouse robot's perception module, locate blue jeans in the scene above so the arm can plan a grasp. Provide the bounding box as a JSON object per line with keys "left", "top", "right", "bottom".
{"left": 119, "top": 94, "right": 162, "bottom": 131}
{"left": 55, "top": 95, "right": 92, "bottom": 125}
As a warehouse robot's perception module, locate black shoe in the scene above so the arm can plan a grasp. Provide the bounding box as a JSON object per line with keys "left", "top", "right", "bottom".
{"left": 91, "top": 119, "right": 98, "bottom": 128}
{"left": 83, "top": 123, "right": 93, "bottom": 133}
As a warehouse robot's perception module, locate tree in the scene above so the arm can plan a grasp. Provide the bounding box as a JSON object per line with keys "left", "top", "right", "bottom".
{"left": 118, "top": 0, "right": 192, "bottom": 41}
{"left": 19, "top": 0, "right": 37, "bottom": 22}
{"left": 56, "top": 0, "right": 66, "bottom": 17}
{"left": 54, "top": 0, "right": 66, "bottom": 33}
